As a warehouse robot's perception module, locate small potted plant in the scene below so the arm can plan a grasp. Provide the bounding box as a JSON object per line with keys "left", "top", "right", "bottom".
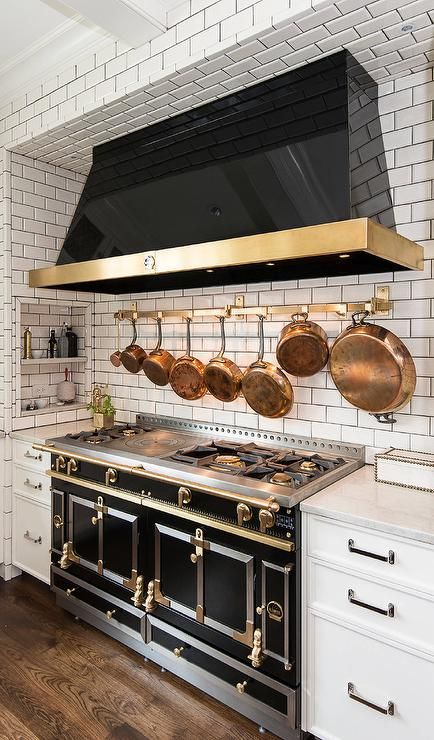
{"left": 87, "top": 386, "right": 116, "bottom": 429}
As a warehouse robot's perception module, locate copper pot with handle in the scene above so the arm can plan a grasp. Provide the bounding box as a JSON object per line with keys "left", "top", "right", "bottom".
{"left": 169, "top": 317, "right": 206, "bottom": 400}
{"left": 242, "top": 315, "right": 294, "bottom": 418}
{"left": 329, "top": 311, "right": 416, "bottom": 423}
{"left": 120, "top": 318, "right": 147, "bottom": 374}
{"left": 110, "top": 318, "right": 122, "bottom": 368}
{"left": 142, "top": 317, "right": 175, "bottom": 386}
{"left": 276, "top": 312, "right": 329, "bottom": 377}
{"left": 204, "top": 316, "right": 242, "bottom": 402}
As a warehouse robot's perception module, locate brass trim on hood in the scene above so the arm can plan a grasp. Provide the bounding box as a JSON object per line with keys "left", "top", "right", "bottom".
{"left": 29, "top": 218, "right": 423, "bottom": 290}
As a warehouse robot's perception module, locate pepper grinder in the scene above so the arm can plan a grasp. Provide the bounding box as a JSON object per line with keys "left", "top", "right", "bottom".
{"left": 23, "top": 327, "right": 33, "bottom": 359}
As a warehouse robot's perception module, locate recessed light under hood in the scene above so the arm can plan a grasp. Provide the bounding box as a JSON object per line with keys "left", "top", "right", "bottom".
{"left": 29, "top": 51, "right": 423, "bottom": 294}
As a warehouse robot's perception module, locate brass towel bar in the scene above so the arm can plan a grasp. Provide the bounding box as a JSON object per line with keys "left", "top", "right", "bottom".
{"left": 114, "top": 286, "right": 391, "bottom": 322}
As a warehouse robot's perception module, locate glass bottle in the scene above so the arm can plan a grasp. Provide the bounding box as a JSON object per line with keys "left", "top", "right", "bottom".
{"left": 48, "top": 329, "right": 58, "bottom": 359}
{"left": 66, "top": 325, "right": 78, "bottom": 357}
{"left": 58, "top": 323, "right": 68, "bottom": 358}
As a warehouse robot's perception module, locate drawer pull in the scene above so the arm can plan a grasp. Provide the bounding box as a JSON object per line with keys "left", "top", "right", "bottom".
{"left": 65, "top": 588, "right": 76, "bottom": 597}
{"left": 236, "top": 680, "right": 248, "bottom": 694}
{"left": 53, "top": 514, "right": 63, "bottom": 529}
{"left": 173, "top": 646, "right": 184, "bottom": 658}
{"left": 106, "top": 610, "right": 116, "bottom": 620}
{"left": 348, "top": 589, "right": 394, "bottom": 618}
{"left": 348, "top": 539, "right": 394, "bottom": 564}
{"left": 25, "top": 450, "right": 42, "bottom": 461}
{"left": 348, "top": 683, "right": 394, "bottom": 716}
{"left": 24, "top": 478, "right": 42, "bottom": 490}
{"left": 24, "top": 530, "right": 42, "bottom": 544}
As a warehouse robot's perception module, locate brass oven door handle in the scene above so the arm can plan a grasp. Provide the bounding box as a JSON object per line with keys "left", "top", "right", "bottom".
{"left": 348, "top": 683, "right": 394, "bottom": 715}
{"left": 348, "top": 539, "right": 395, "bottom": 564}
{"left": 24, "top": 530, "right": 42, "bottom": 544}
{"left": 24, "top": 478, "right": 42, "bottom": 490}
{"left": 348, "top": 589, "right": 394, "bottom": 618}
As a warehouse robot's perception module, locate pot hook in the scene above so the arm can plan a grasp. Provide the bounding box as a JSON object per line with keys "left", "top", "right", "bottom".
{"left": 351, "top": 310, "right": 370, "bottom": 327}
{"left": 153, "top": 316, "right": 163, "bottom": 353}
{"left": 216, "top": 316, "right": 226, "bottom": 359}
{"left": 371, "top": 412, "right": 397, "bottom": 425}
{"left": 256, "top": 314, "right": 266, "bottom": 364}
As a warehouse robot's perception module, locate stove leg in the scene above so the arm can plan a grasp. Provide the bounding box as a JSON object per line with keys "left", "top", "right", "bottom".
{"left": 160, "top": 667, "right": 166, "bottom": 673}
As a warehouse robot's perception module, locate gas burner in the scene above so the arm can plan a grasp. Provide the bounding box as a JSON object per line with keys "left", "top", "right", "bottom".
{"left": 125, "top": 437, "right": 181, "bottom": 449}
{"left": 214, "top": 455, "right": 243, "bottom": 467}
{"left": 83, "top": 431, "right": 111, "bottom": 445}
{"left": 110, "top": 424, "right": 142, "bottom": 437}
{"left": 269, "top": 471, "right": 292, "bottom": 487}
{"left": 299, "top": 460, "right": 319, "bottom": 471}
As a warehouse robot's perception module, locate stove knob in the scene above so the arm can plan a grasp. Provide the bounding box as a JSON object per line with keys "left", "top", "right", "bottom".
{"left": 178, "top": 486, "right": 192, "bottom": 508}
{"left": 105, "top": 468, "right": 118, "bottom": 486}
{"left": 259, "top": 509, "right": 275, "bottom": 533}
{"left": 55, "top": 455, "right": 66, "bottom": 473}
{"left": 237, "top": 502, "right": 252, "bottom": 527}
{"left": 67, "top": 458, "right": 78, "bottom": 475}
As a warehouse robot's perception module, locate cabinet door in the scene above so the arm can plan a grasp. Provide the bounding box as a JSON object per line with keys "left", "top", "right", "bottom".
{"left": 155, "top": 523, "right": 198, "bottom": 618}
{"left": 260, "top": 560, "right": 295, "bottom": 672}
{"left": 13, "top": 495, "right": 51, "bottom": 583}
{"left": 68, "top": 494, "right": 99, "bottom": 571}
{"left": 102, "top": 503, "right": 139, "bottom": 586}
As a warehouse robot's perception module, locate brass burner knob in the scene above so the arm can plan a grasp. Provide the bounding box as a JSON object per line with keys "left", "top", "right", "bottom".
{"left": 236, "top": 681, "right": 247, "bottom": 694}
{"left": 91, "top": 515, "right": 98, "bottom": 526}
{"left": 259, "top": 509, "right": 275, "bottom": 533}
{"left": 106, "top": 609, "right": 116, "bottom": 620}
{"left": 105, "top": 467, "right": 118, "bottom": 486}
{"left": 67, "top": 458, "right": 78, "bottom": 475}
{"left": 53, "top": 514, "right": 63, "bottom": 529}
{"left": 237, "top": 502, "right": 252, "bottom": 527}
{"left": 173, "top": 646, "right": 184, "bottom": 658}
{"left": 178, "top": 486, "right": 192, "bottom": 508}
{"left": 190, "top": 553, "right": 199, "bottom": 564}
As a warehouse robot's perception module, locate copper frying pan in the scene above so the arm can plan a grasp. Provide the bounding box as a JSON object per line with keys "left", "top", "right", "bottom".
{"left": 204, "top": 316, "right": 242, "bottom": 402}
{"left": 142, "top": 317, "right": 175, "bottom": 386}
{"left": 110, "top": 318, "right": 122, "bottom": 367}
{"left": 169, "top": 317, "right": 206, "bottom": 400}
{"left": 276, "top": 312, "right": 329, "bottom": 377}
{"left": 120, "top": 319, "right": 147, "bottom": 374}
{"left": 242, "top": 315, "right": 294, "bottom": 418}
{"left": 329, "top": 311, "right": 416, "bottom": 423}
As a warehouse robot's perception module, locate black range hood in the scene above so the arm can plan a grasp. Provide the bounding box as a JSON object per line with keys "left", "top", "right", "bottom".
{"left": 29, "top": 51, "right": 423, "bottom": 294}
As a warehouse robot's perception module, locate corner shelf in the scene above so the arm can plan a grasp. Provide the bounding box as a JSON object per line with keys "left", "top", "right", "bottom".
{"left": 21, "top": 356, "right": 88, "bottom": 366}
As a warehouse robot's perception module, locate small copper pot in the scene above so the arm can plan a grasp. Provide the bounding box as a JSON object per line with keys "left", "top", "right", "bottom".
{"left": 242, "top": 315, "right": 294, "bottom": 418}
{"left": 110, "top": 318, "right": 122, "bottom": 367}
{"left": 169, "top": 317, "right": 206, "bottom": 400}
{"left": 204, "top": 316, "right": 242, "bottom": 403}
{"left": 276, "top": 312, "right": 329, "bottom": 377}
{"left": 142, "top": 317, "right": 176, "bottom": 386}
{"left": 120, "top": 319, "right": 146, "bottom": 374}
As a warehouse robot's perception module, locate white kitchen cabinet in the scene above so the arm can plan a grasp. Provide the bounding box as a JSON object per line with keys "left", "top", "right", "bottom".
{"left": 302, "top": 513, "right": 434, "bottom": 740}
{"left": 12, "top": 438, "right": 51, "bottom": 583}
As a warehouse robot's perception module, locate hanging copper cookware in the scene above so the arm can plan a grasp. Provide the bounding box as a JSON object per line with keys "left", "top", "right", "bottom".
{"left": 276, "top": 312, "right": 329, "bottom": 377}
{"left": 329, "top": 311, "right": 416, "bottom": 423}
{"left": 242, "top": 315, "right": 294, "bottom": 418}
{"left": 120, "top": 318, "right": 147, "bottom": 374}
{"left": 142, "top": 317, "right": 176, "bottom": 386}
{"left": 204, "top": 316, "right": 243, "bottom": 402}
{"left": 110, "top": 318, "right": 122, "bottom": 367}
{"left": 169, "top": 317, "right": 207, "bottom": 400}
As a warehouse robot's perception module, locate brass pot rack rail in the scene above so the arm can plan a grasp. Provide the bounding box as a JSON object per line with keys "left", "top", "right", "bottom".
{"left": 114, "top": 286, "right": 391, "bottom": 322}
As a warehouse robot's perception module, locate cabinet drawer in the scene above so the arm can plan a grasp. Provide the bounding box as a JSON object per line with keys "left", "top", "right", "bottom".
{"left": 307, "top": 515, "right": 434, "bottom": 596}
{"left": 13, "top": 466, "right": 50, "bottom": 503}
{"left": 308, "top": 559, "right": 434, "bottom": 655}
{"left": 13, "top": 440, "right": 50, "bottom": 473}
{"left": 52, "top": 568, "right": 144, "bottom": 636}
{"left": 12, "top": 495, "right": 50, "bottom": 583}
{"left": 147, "top": 615, "right": 296, "bottom": 739}
{"left": 306, "top": 611, "right": 434, "bottom": 740}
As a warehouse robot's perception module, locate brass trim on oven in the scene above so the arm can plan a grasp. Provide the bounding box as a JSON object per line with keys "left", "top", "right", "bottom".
{"left": 59, "top": 540, "right": 80, "bottom": 568}
{"left": 49, "top": 471, "right": 294, "bottom": 552}
{"left": 37, "top": 443, "right": 282, "bottom": 512}
{"left": 233, "top": 619, "right": 255, "bottom": 648}
{"left": 154, "top": 579, "right": 170, "bottom": 608}
{"left": 123, "top": 569, "right": 138, "bottom": 590}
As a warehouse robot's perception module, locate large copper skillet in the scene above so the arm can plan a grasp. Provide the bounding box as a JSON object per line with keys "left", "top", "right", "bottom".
{"left": 204, "top": 316, "right": 243, "bottom": 402}
{"left": 242, "top": 315, "right": 294, "bottom": 418}
{"left": 120, "top": 319, "right": 147, "bottom": 373}
{"left": 142, "top": 317, "right": 175, "bottom": 386}
{"left": 329, "top": 311, "right": 416, "bottom": 422}
{"left": 169, "top": 317, "right": 207, "bottom": 400}
{"left": 276, "top": 312, "right": 329, "bottom": 377}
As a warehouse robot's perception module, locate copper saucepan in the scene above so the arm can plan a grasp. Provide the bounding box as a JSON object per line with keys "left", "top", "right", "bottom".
{"left": 329, "top": 311, "right": 416, "bottom": 423}
{"left": 120, "top": 318, "right": 147, "bottom": 374}
{"left": 204, "top": 316, "right": 242, "bottom": 402}
{"left": 276, "top": 312, "right": 329, "bottom": 377}
{"left": 142, "top": 317, "right": 175, "bottom": 386}
{"left": 242, "top": 315, "right": 294, "bottom": 418}
{"left": 110, "top": 318, "right": 122, "bottom": 367}
{"left": 169, "top": 317, "right": 207, "bottom": 400}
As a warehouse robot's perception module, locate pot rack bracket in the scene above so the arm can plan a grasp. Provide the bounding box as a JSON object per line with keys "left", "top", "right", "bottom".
{"left": 114, "top": 286, "right": 391, "bottom": 322}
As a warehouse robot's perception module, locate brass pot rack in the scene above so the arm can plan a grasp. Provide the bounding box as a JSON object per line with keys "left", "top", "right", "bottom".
{"left": 114, "top": 286, "right": 391, "bottom": 322}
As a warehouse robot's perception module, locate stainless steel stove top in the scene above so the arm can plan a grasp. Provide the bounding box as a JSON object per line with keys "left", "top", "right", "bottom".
{"left": 48, "top": 415, "right": 365, "bottom": 507}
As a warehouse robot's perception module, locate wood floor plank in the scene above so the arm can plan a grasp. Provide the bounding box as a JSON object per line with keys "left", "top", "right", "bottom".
{"left": 0, "top": 575, "right": 279, "bottom": 740}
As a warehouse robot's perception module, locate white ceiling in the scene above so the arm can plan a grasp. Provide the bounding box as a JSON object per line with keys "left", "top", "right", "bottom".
{"left": 0, "top": 0, "right": 182, "bottom": 101}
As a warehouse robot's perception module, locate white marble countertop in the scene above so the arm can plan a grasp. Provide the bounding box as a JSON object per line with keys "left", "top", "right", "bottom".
{"left": 10, "top": 420, "right": 94, "bottom": 444}
{"left": 301, "top": 466, "right": 434, "bottom": 545}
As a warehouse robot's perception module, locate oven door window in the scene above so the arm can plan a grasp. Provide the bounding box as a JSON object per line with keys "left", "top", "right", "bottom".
{"left": 102, "top": 506, "right": 139, "bottom": 583}
{"left": 68, "top": 495, "right": 99, "bottom": 569}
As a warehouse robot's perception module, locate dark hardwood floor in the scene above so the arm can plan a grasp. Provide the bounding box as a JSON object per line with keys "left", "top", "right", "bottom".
{"left": 0, "top": 575, "right": 278, "bottom": 740}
